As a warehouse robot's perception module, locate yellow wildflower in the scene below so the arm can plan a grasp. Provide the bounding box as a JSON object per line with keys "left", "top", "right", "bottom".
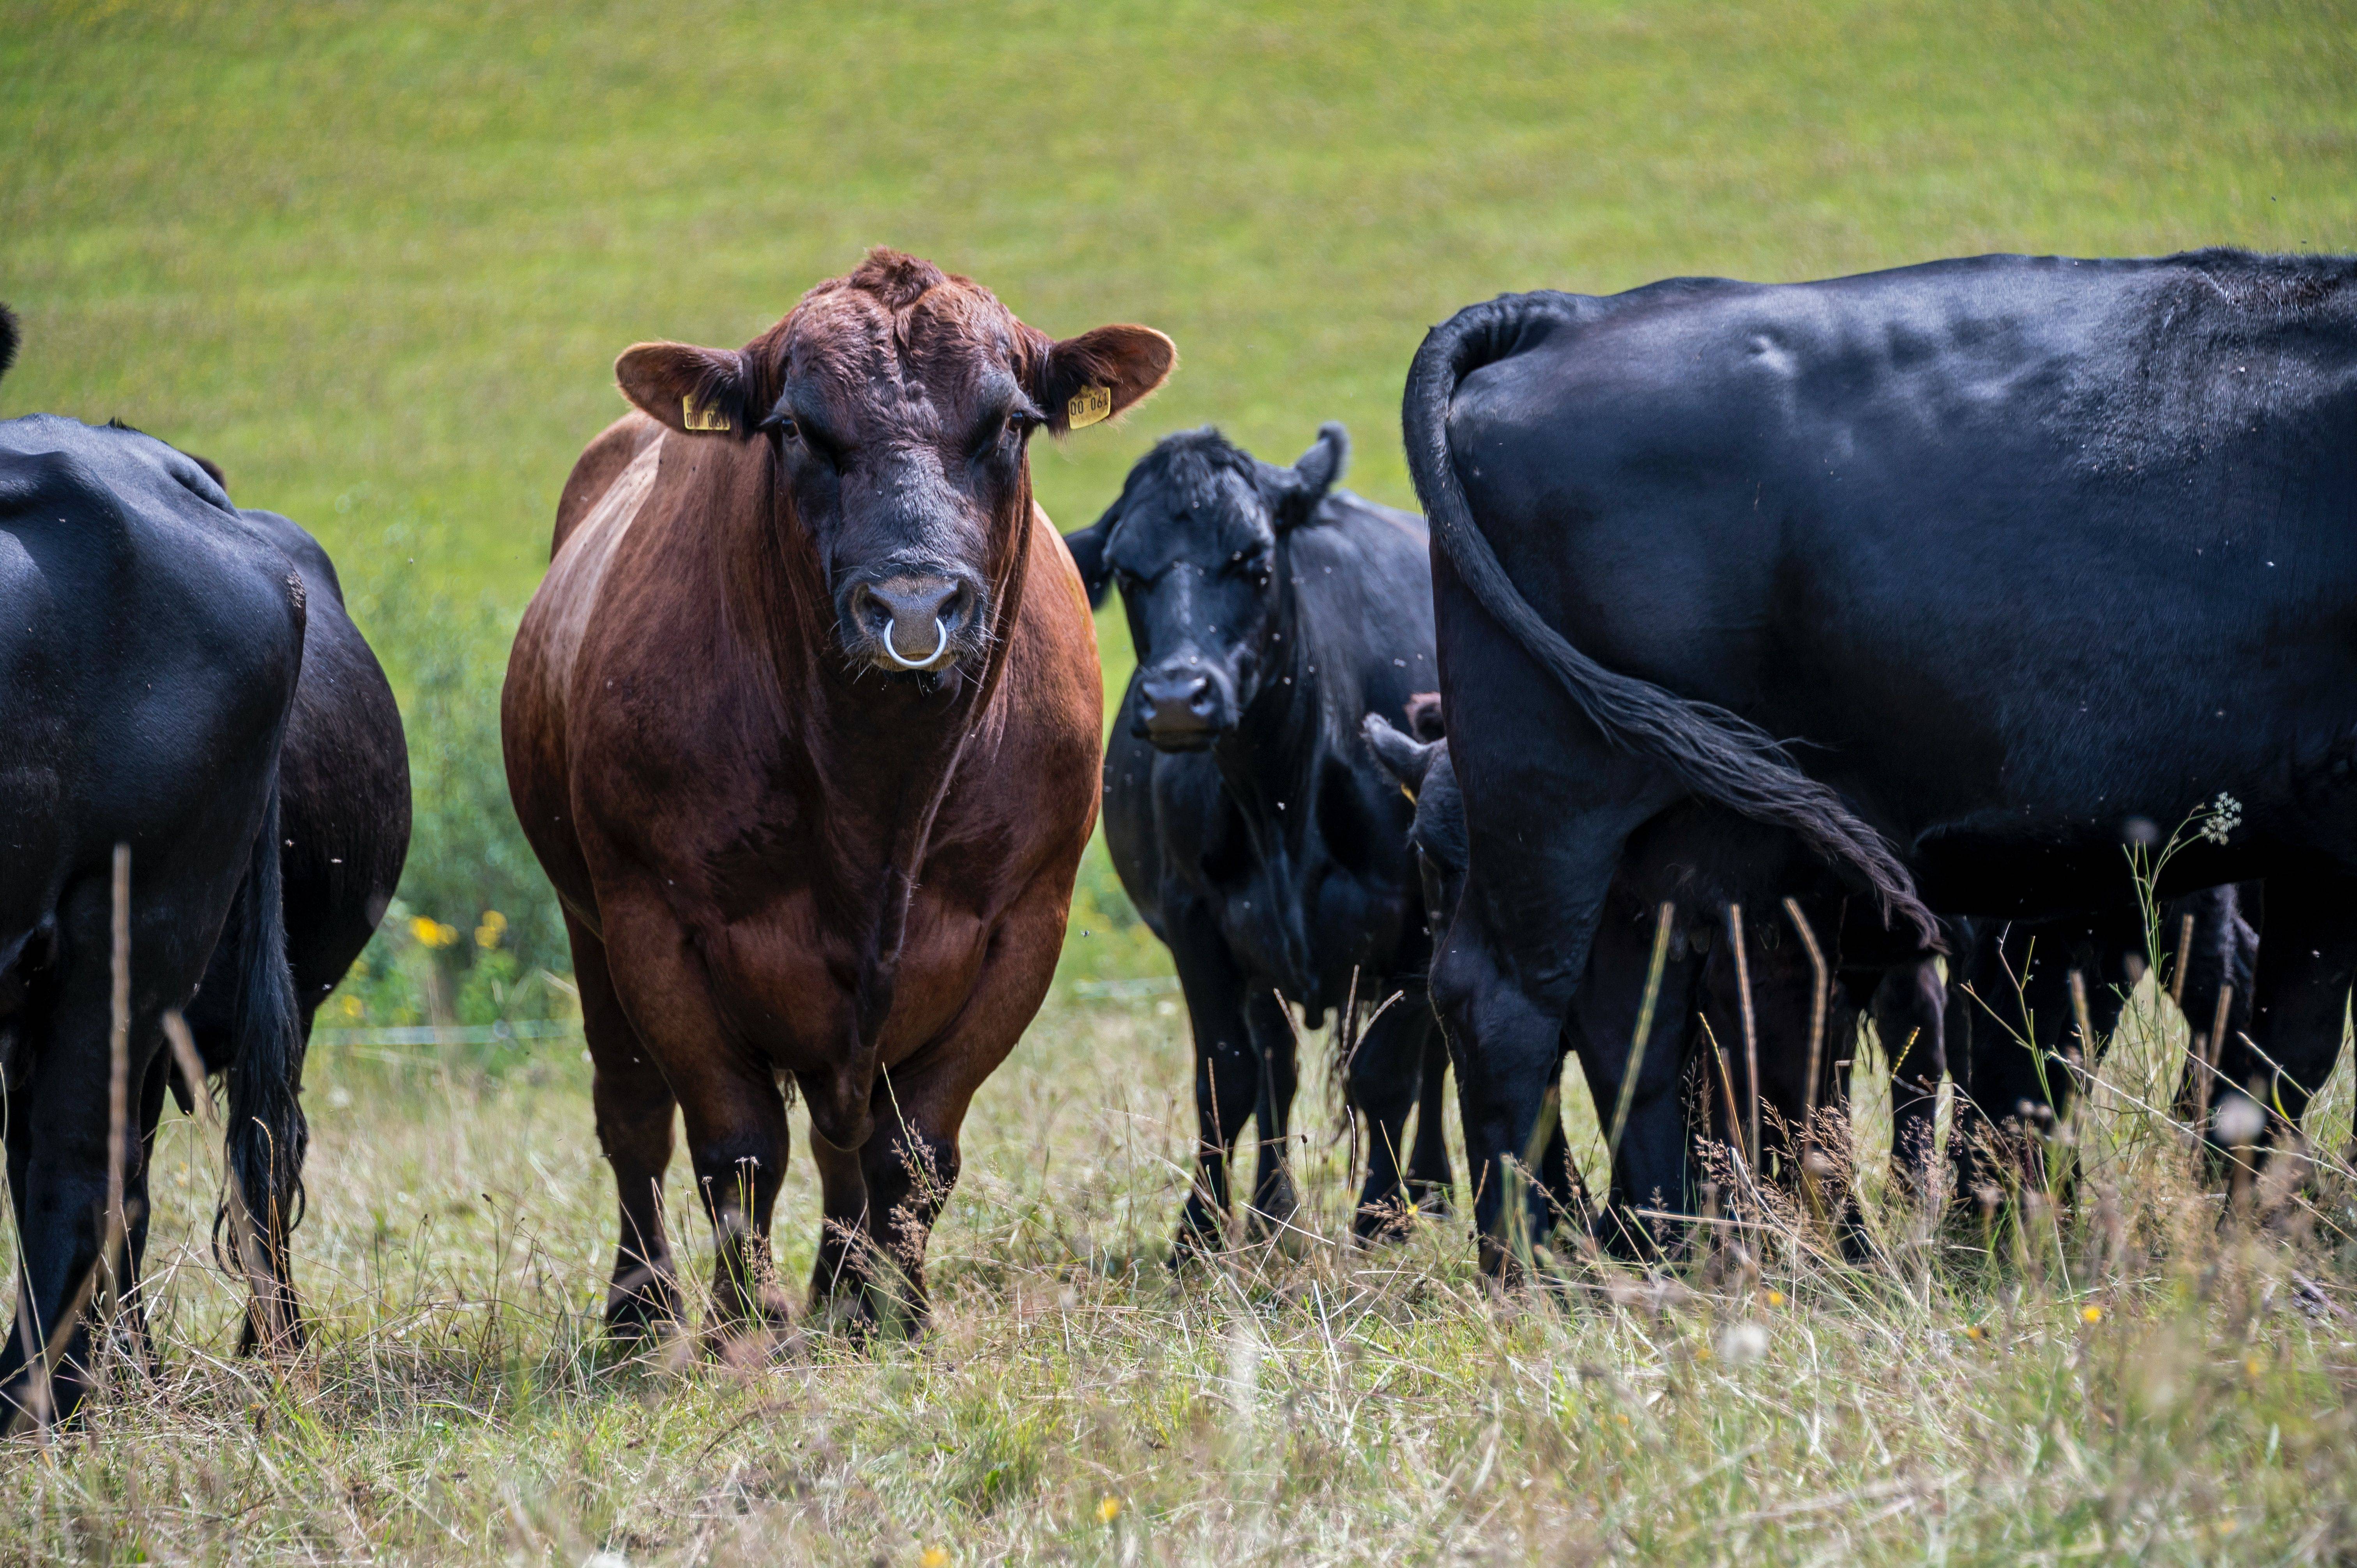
{"left": 475, "top": 909, "right": 507, "bottom": 949}
{"left": 1765, "top": 1290, "right": 1785, "bottom": 1308}
{"left": 1097, "top": 1496, "right": 1122, "bottom": 1524}
{"left": 2081, "top": 1305, "right": 2103, "bottom": 1324}
{"left": 409, "top": 916, "right": 459, "bottom": 949}
{"left": 921, "top": 1550, "right": 949, "bottom": 1568}
{"left": 1965, "top": 1324, "right": 1985, "bottom": 1342}
{"left": 340, "top": 994, "right": 364, "bottom": 1019}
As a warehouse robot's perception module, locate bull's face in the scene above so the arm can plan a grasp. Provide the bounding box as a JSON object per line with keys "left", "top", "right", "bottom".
{"left": 1066, "top": 425, "right": 1348, "bottom": 751}
{"left": 611, "top": 249, "right": 1172, "bottom": 679}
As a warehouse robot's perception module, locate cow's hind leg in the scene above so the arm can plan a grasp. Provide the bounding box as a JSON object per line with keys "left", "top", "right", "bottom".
{"left": 569, "top": 911, "right": 684, "bottom": 1342}
{"left": 2220, "top": 872, "right": 2356, "bottom": 1164}
{"left": 1405, "top": 1014, "right": 1455, "bottom": 1216}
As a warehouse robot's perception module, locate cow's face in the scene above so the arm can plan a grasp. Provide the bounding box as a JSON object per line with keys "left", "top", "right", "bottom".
{"left": 1364, "top": 710, "right": 1465, "bottom": 934}
{"left": 613, "top": 250, "right": 1171, "bottom": 678}
{"left": 1066, "top": 426, "right": 1347, "bottom": 751}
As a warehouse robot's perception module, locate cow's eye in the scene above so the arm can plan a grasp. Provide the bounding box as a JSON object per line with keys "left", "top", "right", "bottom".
{"left": 763, "top": 413, "right": 801, "bottom": 443}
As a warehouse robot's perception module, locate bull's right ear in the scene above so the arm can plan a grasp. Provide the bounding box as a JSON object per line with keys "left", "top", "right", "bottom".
{"left": 1060, "top": 510, "right": 1117, "bottom": 610}
{"left": 615, "top": 342, "right": 755, "bottom": 438}
{"left": 1362, "top": 712, "right": 1440, "bottom": 800}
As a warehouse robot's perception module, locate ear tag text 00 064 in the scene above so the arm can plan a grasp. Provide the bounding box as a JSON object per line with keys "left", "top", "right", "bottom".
{"left": 1067, "top": 385, "right": 1113, "bottom": 429}
{"left": 682, "top": 394, "right": 731, "bottom": 433}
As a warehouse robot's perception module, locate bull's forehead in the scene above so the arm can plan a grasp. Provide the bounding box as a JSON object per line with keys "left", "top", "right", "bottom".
{"left": 1106, "top": 465, "right": 1272, "bottom": 579}
{"left": 781, "top": 288, "right": 1024, "bottom": 440}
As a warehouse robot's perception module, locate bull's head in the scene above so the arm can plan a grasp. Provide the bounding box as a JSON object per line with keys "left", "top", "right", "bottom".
{"left": 1063, "top": 424, "right": 1348, "bottom": 750}
{"left": 613, "top": 250, "right": 1173, "bottom": 676}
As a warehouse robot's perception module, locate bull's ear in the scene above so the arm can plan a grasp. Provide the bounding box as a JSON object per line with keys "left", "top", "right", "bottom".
{"left": 1264, "top": 422, "right": 1348, "bottom": 530}
{"left": 1362, "top": 712, "right": 1439, "bottom": 799}
{"left": 1061, "top": 508, "right": 1117, "bottom": 610}
{"left": 615, "top": 342, "right": 755, "bottom": 439}
{"left": 1040, "top": 325, "right": 1175, "bottom": 434}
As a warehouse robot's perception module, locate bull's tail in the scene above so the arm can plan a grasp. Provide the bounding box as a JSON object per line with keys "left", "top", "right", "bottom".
{"left": 221, "top": 777, "right": 307, "bottom": 1344}
{"left": 1401, "top": 295, "right": 1937, "bottom": 947}
{"left": 0, "top": 303, "right": 19, "bottom": 385}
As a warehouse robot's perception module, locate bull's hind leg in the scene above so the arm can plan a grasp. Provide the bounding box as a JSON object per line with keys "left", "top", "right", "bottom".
{"left": 567, "top": 911, "right": 683, "bottom": 1341}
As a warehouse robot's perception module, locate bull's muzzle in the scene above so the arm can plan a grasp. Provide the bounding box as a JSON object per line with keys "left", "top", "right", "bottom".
{"left": 848, "top": 573, "right": 975, "bottom": 674}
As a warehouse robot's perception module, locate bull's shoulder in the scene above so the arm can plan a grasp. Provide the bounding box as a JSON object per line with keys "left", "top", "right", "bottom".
{"left": 553, "top": 413, "right": 665, "bottom": 558}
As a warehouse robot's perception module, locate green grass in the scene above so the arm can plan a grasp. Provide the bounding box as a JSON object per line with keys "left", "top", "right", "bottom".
{"left": 4, "top": 0, "right": 2357, "bottom": 1559}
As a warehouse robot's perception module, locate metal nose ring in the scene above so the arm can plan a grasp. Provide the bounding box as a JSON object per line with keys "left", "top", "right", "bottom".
{"left": 882, "top": 617, "right": 951, "bottom": 670}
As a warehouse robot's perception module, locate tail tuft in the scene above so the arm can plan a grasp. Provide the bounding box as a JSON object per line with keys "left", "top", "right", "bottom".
{"left": 222, "top": 778, "right": 308, "bottom": 1344}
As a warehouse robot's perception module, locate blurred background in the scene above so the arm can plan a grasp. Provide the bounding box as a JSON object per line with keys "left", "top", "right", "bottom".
{"left": 5, "top": 0, "right": 2354, "bottom": 1031}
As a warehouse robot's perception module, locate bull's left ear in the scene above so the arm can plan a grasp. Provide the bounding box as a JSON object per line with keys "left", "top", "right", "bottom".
{"left": 1040, "top": 325, "right": 1175, "bottom": 434}
{"left": 1263, "top": 422, "right": 1349, "bottom": 530}
{"left": 615, "top": 341, "right": 757, "bottom": 439}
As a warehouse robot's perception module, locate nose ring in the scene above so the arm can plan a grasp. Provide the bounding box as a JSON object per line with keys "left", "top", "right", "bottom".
{"left": 882, "top": 617, "right": 951, "bottom": 670}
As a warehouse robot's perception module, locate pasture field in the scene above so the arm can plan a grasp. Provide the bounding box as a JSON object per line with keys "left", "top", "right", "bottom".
{"left": 5, "top": 0, "right": 2357, "bottom": 1560}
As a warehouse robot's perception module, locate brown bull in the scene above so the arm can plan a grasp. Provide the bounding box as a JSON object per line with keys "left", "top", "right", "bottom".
{"left": 503, "top": 250, "right": 1171, "bottom": 1336}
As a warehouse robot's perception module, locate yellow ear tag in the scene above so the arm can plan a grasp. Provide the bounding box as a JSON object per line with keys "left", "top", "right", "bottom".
{"left": 1067, "top": 384, "right": 1113, "bottom": 429}
{"left": 682, "top": 393, "right": 731, "bottom": 433}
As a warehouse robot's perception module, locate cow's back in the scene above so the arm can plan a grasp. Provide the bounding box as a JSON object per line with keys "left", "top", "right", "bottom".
{"left": 1442, "top": 250, "right": 2357, "bottom": 876}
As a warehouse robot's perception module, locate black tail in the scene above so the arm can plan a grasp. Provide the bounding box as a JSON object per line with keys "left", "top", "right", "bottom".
{"left": 223, "top": 779, "right": 307, "bottom": 1282}
{"left": 1402, "top": 295, "right": 1937, "bottom": 948}
{"left": 0, "top": 303, "right": 18, "bottom": 386}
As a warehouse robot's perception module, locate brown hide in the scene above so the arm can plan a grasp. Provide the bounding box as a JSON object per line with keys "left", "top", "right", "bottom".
{"left": 502, "top": 251, "right": 1168, "bottom": 1334}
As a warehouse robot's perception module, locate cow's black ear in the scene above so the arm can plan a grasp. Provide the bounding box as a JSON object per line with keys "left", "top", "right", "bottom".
{"left": 616, "top": 341, "right": 756, "bottom": 439}
{"left": 1362, "top": 712, "right": 1440, "bottom": 799}
{"left": 1062, "top": 509, "right": 1117, "bottom": 610}
{"left": 1265, "top": 422, "right": 1349, "bottom": 530}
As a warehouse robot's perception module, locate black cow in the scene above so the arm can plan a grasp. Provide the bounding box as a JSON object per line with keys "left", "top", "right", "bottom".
{"left": 0, "top": 404, "right": 307, "bottom": 1425}
{"left": 1403, "top": 250, "right": 2357, "bottom": 1262}
{"left": 1063, "top": 425, "right": 1454, "bottom": 1250}
{"left": 175, "top": 497, "right": 411, "bottom": 1344}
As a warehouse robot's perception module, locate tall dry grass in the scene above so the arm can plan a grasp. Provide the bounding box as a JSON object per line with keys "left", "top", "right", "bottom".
{"left": 3, "top": 939, "right": 2352, "bottom": 1563}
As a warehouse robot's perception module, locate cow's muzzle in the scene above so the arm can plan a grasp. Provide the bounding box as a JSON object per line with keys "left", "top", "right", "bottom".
{"left": 845, "top": 572, "right": 981, "bottom": 674}
{"left": 1134, "top": 664, "right": 1232, "bottom": 750}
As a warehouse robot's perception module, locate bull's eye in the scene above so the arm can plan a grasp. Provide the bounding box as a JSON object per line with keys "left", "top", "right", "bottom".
{"left": 764, "top": 414, "right": 800, "bottom": 443}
